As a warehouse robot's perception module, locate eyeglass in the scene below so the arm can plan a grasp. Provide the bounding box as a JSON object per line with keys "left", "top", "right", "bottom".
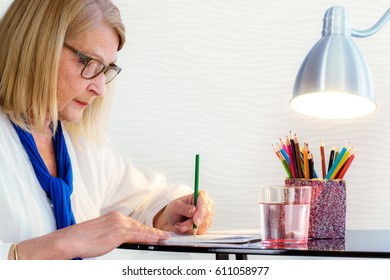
{"left": 63, "top": 42, "right": 121, "bottom": 84}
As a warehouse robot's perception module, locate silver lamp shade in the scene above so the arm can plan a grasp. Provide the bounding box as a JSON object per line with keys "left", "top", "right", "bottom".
{"left": 291, "top": 6, "right": 377, "bottom": 119}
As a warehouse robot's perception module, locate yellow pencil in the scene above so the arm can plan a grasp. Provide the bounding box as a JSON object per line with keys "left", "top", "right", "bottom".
{"left": 330, "top": 147, "right": 353, "bottom": 179}
{"left": 338, "top": 151, "right": 357, "bottom": 179}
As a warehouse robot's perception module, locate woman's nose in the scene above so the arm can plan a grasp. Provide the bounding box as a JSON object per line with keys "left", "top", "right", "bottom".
{"left": 90, "top": 73, "right": 107, "bottom": 96}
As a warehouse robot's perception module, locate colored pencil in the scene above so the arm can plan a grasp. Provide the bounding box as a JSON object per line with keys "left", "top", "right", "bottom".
{"left": 334, "top": 157, "right": 348, "bottom": 179}
{"left": 308, "top": 152, "right": 314, "bottom": 178}
{"left": 193, "top": 154, "right": 199, "bottom": 237}
{"left": 278, "top": 152, "right": 292, "bottom": 178}
{"left": 328, "top": 146, "right": 335, "bottom": 172}
{"left": 338, "top": 151, "right": 356, "bottom": 179}
{"left": 294, "top": 134, "right": 303, "bottom": 178}
{"left": 289, "top": 134, "right": 299, "bottom": 178}
{"left": 279, "top": 137, "right": 288, "bottom": 154}
{"left": 320, "top": 141, "right": 326, "bottom": 179}
{"left": 334, "top": 146, "right": 340, "bottom": 166}
{"left": 273, "top": 134, "right": 355, "bottom": 180}
{"left": 303, "top": 143, "right": 309, "bottom": 178}
{"left": 326, "top": 145, "right": 348, "bottom": 180}
{"left": 330, "top": 147, "right": 354, "bottom": 179}
{"left": 286, "top": 137, "right": 297, "bottom": 178}
{"left": 273, "top": 144, "right": 292, "bottom": 178}
{"left": 277, "top": 143, "right": 290, "bottom": 165}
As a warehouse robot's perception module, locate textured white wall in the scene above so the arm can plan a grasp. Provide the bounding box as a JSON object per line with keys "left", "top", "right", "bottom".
{"left": 108, "top": 0, "right": 390, "bottom": 231}
{"left": 2, "top": 0, "right": 390, "bottom": 259}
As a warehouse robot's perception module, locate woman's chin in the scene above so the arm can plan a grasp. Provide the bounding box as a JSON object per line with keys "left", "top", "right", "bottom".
{"left": 58, "top": 112, "right": 83, "bottom": 123}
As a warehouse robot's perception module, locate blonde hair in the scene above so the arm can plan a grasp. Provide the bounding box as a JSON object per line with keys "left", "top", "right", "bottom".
{"left": 0, "top": 0, "right": 125, "bottom": 139}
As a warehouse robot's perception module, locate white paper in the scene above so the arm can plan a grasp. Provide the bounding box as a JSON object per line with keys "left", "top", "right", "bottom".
{"left": 161, "top": 229, "right": 261, "bottom": 244}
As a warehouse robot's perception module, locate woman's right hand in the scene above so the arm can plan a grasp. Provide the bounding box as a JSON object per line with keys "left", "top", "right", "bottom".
{"left": 11, "top": 211, "right": 170, "bottom": 260}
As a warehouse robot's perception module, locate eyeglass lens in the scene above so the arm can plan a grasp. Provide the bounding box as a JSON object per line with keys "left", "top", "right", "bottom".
{"left": 82, "top": 60, "right": 120, "bottom": 84}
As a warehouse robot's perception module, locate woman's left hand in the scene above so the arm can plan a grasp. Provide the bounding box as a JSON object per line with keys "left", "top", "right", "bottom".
{"left": 153, "top": 190, "right": 214, "bottom": 235}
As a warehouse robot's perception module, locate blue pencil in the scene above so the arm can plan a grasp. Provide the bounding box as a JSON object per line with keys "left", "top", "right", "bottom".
{"left": 326, "top": 145, "right": 347, "bottom": 179}
{"left": 279, "top": 144, "right": 290, "bottom": 165}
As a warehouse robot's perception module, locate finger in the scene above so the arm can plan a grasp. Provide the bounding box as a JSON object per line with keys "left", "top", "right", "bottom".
{"left": 168, "top": 192, "right": 209, "bottom": 234}
{"left": 172, "top": 217, "right": 213, "bottom": 235}
{"left": 193, "top": 191, "right": 214, "bottom": 226}
{"left": 128, "top": 232, "right": 160, "bottom": 243}
{"left": 171, "top": 197, "right": 196, "bottom": 219}
{"left": 155, "top": 229, "right": 170, "bottom": 240}
{"left": 194, "top": 215, "right": 213, "bottom": 235}
{"left": 172, "top": 219, "right": 194, "bottom": 234}
{"left": 125, "top": 224, "right": 170, "bottom": 243}
{"left": 173, "top": 195, "right": 214, "bottom": 234}
{"left": 139, "top": 223, "right": 170, "bottom": 239}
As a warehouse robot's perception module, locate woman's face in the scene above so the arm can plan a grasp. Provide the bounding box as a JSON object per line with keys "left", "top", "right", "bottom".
{"left": 57, "top": 21, "right": 119, "bottom": 123}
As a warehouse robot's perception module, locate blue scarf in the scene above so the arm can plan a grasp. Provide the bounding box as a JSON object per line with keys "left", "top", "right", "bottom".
{"left": 11, "top": 121, "right": 76, "bottom": 230}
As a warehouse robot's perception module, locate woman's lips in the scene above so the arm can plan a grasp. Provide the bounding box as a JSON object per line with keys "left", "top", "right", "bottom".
{"left": 74, "top": 99, "right": 89, "bottom": 107}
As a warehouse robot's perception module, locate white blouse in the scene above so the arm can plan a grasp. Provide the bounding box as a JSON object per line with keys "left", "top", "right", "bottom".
{"left": 0, "top": 110, "right": 192, "bottom": 259}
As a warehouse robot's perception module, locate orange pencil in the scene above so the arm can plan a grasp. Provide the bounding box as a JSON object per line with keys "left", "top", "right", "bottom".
{"left": 303, "top": 143, "right": 309, "bottom": 178}
{"left": 272, "top": 144, "right": 281, "bottom": 159}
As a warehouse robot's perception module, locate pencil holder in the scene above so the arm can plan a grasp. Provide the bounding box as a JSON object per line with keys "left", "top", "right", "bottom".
{"left": 285, "top": 178, "right": 346, "bottom": 239}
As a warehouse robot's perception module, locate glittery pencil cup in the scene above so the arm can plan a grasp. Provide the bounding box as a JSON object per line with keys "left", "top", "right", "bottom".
{"left": 285, "top": 178, "right": 346, "bottom": 239}
{"left": 258, "top": 185, "right": 312, "bottom": 245}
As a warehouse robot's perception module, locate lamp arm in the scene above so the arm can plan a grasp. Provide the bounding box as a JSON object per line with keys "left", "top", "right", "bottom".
{"left": 351, "top": 8, "right": 390, "bottom": 38}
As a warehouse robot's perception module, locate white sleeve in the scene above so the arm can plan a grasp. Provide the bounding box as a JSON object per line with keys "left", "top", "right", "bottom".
{"left": 72, "top": 137, "right": 192, "bottom": 227}
{"left": 0, "top": 242, "right": 12, "bottom": 260}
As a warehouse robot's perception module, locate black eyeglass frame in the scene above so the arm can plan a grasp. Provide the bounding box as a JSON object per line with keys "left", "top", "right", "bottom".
{"left": 63, "top": 42, "right": 121, "bottom": 84}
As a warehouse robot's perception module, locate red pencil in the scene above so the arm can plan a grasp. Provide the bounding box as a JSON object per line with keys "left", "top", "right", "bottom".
{"left": 294, "top": 134, "right": 303, "bottom": 178}
{"left": 338, "top": 151, "right": 356, "bottom": 179}
{"left": 320, "top": 140, "right": 326, "bottom": 179}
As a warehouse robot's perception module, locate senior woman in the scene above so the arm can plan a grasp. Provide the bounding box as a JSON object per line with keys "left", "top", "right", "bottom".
{"left": 0, "top": 0, "right": 214, "bottom": 260}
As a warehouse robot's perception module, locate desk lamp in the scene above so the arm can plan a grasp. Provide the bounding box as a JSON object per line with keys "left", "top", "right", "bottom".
{"left": 291, "top": 6, "right": 390, "bottom": 119}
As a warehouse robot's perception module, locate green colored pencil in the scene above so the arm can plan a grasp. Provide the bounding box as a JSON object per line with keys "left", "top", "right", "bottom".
{"left": 193, "top": 154, "right": 199, "bottom": 237}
